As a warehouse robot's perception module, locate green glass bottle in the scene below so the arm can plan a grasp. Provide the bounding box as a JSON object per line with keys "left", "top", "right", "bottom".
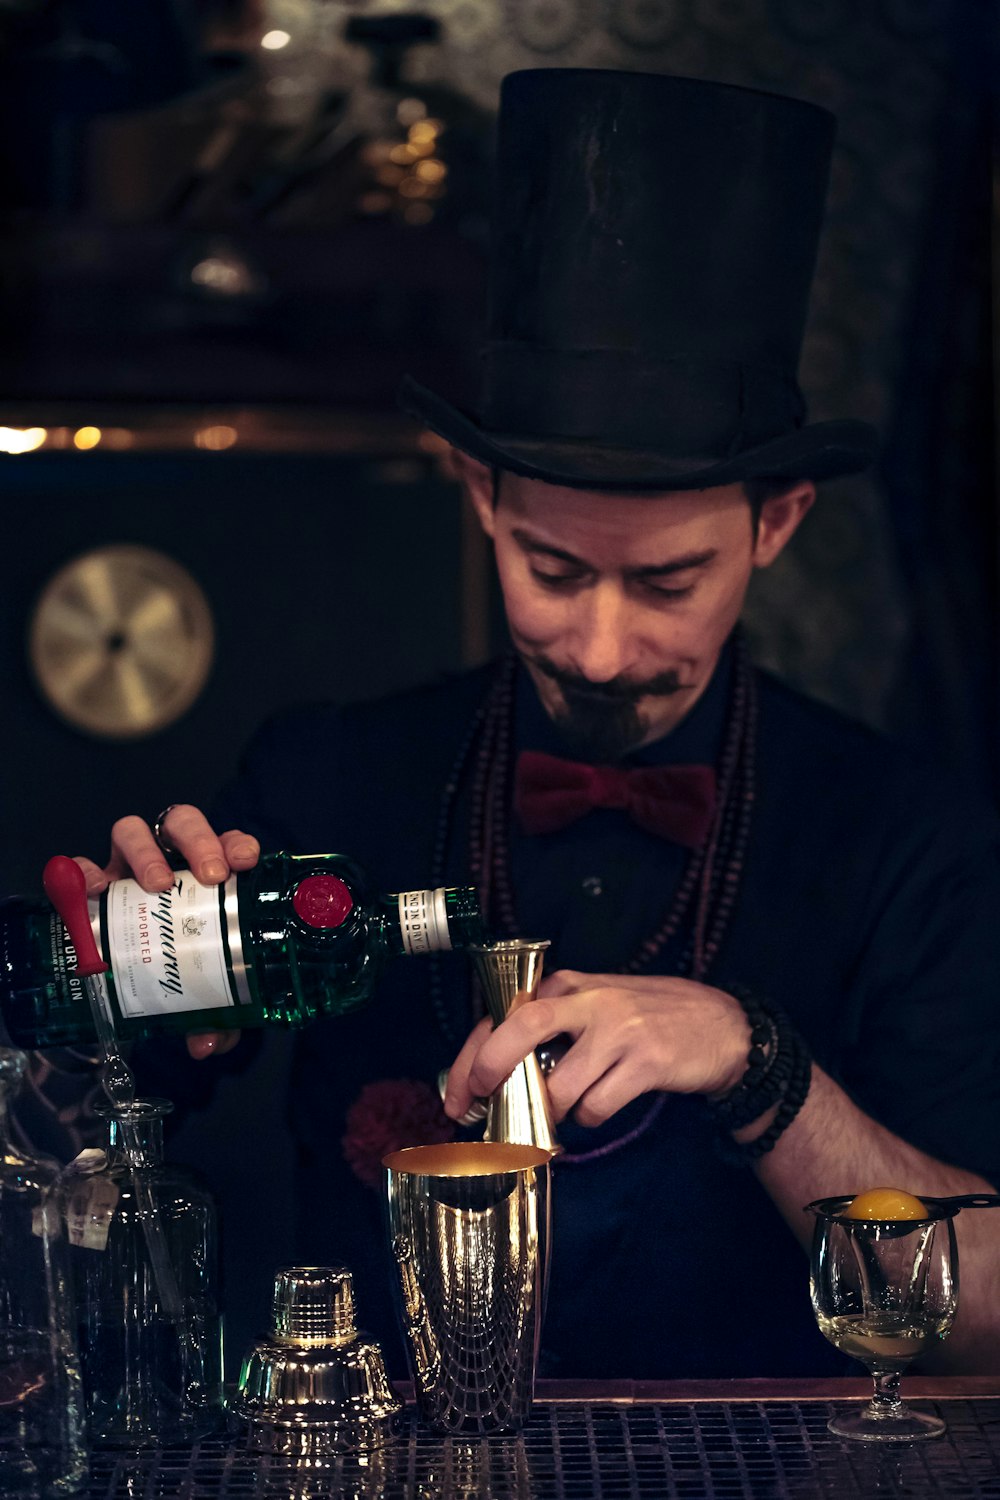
{"left": 0, "top": 853, "right": 486, "bottom": 1049}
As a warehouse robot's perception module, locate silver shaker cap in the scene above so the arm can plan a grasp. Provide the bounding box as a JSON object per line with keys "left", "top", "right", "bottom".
{"left": 272, "top": 1265, "right": 357, "bottom": 1344}
{"left": 230, "top": 1264, "right": 402, "bottom": 1455}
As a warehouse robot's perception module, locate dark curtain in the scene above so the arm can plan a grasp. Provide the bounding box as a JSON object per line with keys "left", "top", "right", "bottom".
{"left": 881, "top": 2, "right": 998, "bottom": 800}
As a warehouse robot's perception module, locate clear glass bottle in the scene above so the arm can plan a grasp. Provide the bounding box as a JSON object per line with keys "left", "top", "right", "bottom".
{"left": 0, "top": 851, "right": 486, "bottom": 1048}
{"left": 0, "top": 1048, "right": 87, "bottom": 1495}
{"left": 63, "top": 1097, "right": 223, "bottom": 1445}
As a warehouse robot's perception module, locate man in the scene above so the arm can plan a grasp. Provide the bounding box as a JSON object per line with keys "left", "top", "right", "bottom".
{"left": 80, "top": 70, "right": 1000, "bottom": 1377}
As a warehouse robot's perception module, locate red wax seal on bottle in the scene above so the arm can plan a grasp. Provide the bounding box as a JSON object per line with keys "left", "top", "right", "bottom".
{"left": 292, "top": 875, "right": 354, "bottom": 929}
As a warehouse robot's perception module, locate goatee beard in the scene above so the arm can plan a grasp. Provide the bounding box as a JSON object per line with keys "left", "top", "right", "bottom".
{"left": 553, "top": 693, "right": 649, "bottom": 761}
{"left": 527, "top": 653, "right": 687, "bottom": 762}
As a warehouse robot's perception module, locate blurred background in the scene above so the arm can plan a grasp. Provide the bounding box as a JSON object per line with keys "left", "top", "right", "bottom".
{"left": 0, "top": 0, "right": 995, "bottom": 1372}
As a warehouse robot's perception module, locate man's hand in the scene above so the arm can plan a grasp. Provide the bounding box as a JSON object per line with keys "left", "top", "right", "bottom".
{"left": 73, "top": 804, "right": 260, "bottom": 896}
{"left": 72, "top": 804, "right": 260, "bottom": 1060}
{"left": 443, "top": 971, "right": 752, "bottom": 1127}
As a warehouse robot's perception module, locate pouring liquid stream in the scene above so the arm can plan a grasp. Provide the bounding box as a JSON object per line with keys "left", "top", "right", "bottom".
{"left": 42, "top": 859, "right": 192, "bottom": 1364}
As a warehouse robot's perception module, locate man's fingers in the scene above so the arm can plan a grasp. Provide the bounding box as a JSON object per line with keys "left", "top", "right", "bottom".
{"left": 74, "top": 855, "right": 116, "bottom": 895}
{"left": 153, "top": 804, "right": 230, "bottom": 885}
{"left": 103, "top": 810, "right": 256, "bottom": 892}
{"left": 187, "top": 1030, "right": 241, "bottom": 1060}
{"left": 538, "top": 970, "right": 589, "bottom": 997}
{"left": 219, "top": 830, "right": 261, "bottom": 870}
{"left": 540, "top": 971, "right": 661, "bottom": 998}
{"left": 443, "top": 1016, "right": 494, "bottom": 1119}
{"left": 571, "top": 1061, "right": 637, "bottom": 1129}
{"left": 108, "top": 816, "right": 175, "bottom": 891}
{"left": 465, "top": 998, "right": 576, "bottom": 1100}
{"left": 541, "top": 1021, "right": 634, "bottom": 1122}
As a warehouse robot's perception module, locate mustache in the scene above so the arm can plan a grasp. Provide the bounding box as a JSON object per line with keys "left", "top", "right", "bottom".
{"left": 530, "top": 653, "right": 687, "bottom": 702}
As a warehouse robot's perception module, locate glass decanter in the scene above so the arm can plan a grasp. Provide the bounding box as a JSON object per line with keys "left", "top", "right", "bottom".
{"left": 65, "top": 1097, "right": 223, "bottom": 1444}
{"left": 0, "top": 1047, "right": 87, "bottom": 1495}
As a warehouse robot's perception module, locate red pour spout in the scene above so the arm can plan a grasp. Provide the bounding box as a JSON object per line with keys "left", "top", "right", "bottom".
{"left": 42, "top": 856, "right": 109, "bottom": 976}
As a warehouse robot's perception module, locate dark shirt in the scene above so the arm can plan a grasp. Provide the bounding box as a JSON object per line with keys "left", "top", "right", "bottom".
{"left": 205, "top": 645, "right": 1000, "bottom": 1379}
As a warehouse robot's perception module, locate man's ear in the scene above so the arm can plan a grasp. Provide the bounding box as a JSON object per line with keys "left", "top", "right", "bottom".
{"left": 751, "top": 481, "right": 816, "bottom": 569}
{"left": 448, "top": 448, "right": 497, "bottom": 539}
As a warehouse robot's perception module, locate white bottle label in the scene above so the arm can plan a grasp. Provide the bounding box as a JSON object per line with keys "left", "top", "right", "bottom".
{"left": 398, "top": 888, "right": 452, "bottom": 956}
{"left": 62, "top": 1150, "right": 120, "bottom": 1252}
{"left": 101, "top": 873, "right": 239, "bottom": 1018}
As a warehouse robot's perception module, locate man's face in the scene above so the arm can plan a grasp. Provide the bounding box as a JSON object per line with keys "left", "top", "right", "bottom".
{"left": 470, "top": 471, "right": 811, "bottom": 759}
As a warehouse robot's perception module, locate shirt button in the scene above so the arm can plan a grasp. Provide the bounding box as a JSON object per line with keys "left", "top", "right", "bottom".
{"left": 582, "top": 876, "right": 603, "bottom": 897}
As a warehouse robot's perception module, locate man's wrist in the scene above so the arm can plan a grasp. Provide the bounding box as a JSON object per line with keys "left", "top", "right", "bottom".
{"left": 731, "top": 1100, "right": 780, "bottom": 1145}
{"left": 705, "top": 986, "right": 813, "bottom": 1166}
{"left": 705, "top": 990, "right": 779, "bottom": 1128}
{"left": 704, "top": 1002, "right": 763, "bottom": 1102}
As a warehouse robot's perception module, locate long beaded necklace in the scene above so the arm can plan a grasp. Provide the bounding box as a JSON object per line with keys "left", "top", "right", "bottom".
{"left": 427, "top": 632, "right": 758, "bottom": 1162}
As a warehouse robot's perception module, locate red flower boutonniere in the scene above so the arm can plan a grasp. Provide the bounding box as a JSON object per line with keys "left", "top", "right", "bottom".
{"left": 342, "top": 1077, "right": 456, "bottom": 1190}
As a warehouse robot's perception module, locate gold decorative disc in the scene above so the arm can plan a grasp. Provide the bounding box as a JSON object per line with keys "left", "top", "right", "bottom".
{"left": 28, "top": 544, "right": 215, "bottom": 739}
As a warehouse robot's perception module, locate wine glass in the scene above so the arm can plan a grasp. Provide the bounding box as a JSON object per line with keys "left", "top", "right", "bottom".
{"left": 807, "top": 1195, "right": 959, "bottom": 1441}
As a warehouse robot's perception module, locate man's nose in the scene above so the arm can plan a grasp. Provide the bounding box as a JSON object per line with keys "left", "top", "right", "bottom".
{"left": 570, "top": 583, "right": 639, "bottom": 683}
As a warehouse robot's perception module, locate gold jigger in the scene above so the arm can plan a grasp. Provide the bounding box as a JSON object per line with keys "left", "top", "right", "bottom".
{"left": 383, "top": 1141, "right": 552, "bottom": 1435}
{"left": 470, "top": 939, "right": 562, "bottom": 1156}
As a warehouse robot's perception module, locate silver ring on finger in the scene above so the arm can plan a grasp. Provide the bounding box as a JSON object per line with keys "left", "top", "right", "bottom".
{"left": 152, "top": 805, "right": 179, "bottom": 855}
{"left": 436, "top": 1068, "right": 488, "bottom": 1126}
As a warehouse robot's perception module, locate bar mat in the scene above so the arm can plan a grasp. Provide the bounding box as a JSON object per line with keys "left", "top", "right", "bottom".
{"left": 85, "top": 1398, "right": 1000, "bottom": 1498}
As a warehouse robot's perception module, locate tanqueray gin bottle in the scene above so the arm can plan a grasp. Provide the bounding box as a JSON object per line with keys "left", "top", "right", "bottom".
{"left": 0, "top": 852, "right": 486, "bottom": 1049}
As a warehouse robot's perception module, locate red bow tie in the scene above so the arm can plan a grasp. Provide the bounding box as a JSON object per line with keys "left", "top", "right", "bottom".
{"left": 514, "top": 749, "right": 717, "bottom": 848}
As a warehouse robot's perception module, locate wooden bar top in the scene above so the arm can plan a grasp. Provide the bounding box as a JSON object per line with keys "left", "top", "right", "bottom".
{"left": 529, "top": 1374, "right": 1000, "bottom": 1403}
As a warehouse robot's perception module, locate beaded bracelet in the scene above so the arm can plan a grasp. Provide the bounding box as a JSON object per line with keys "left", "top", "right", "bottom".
{"left": 707, "top": 986, "right": 813, "bottom": 1166}
{"left": 716, "top": 1027, "right": 812, "bottom": 1165}
{"left": 707, "top": 988, "right": 779, "bottom": 1131}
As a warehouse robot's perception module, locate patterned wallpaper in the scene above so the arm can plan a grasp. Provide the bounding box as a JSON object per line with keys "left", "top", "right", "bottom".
{"left": 261, "top": 0, "right": 962, "bottom": 729}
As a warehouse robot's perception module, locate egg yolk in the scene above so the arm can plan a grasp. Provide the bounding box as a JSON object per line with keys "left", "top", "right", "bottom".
{"left": 844, "top": 1187, "right": 928, "bottom": 1221}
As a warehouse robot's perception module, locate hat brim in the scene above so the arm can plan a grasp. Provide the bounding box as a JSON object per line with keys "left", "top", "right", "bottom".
{"left": 400, "top": 376, "right": 877, "bottom": 489}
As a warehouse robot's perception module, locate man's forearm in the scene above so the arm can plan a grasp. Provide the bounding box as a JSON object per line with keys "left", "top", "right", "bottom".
{"left": 751, "top": 1063, "right": 1000, "bottom": 1373}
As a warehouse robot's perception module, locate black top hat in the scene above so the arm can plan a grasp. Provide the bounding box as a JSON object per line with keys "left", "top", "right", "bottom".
{"left": 400, "top": 69, "right": 877, "bottom": 489}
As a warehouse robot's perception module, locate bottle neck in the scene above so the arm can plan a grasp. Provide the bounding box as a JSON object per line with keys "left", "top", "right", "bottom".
{"left": 382, "top": 886, "right": 486, "bottom": 956}
{"left": 443, "top": 886, "right": 487, "bottom": 948}
{"left": 103, "top": 1102, "right": 169, "bottom": 1166}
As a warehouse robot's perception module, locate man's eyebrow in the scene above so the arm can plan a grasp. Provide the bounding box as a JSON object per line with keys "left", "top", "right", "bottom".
{"left": 630, "top": 549, "right": 717, "bottom": 579}
{"left": 510, "top": 528, "right": 716, "bottom": 576}
{"left": 511, "top": 528, "right": 587, "bottom": 566}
